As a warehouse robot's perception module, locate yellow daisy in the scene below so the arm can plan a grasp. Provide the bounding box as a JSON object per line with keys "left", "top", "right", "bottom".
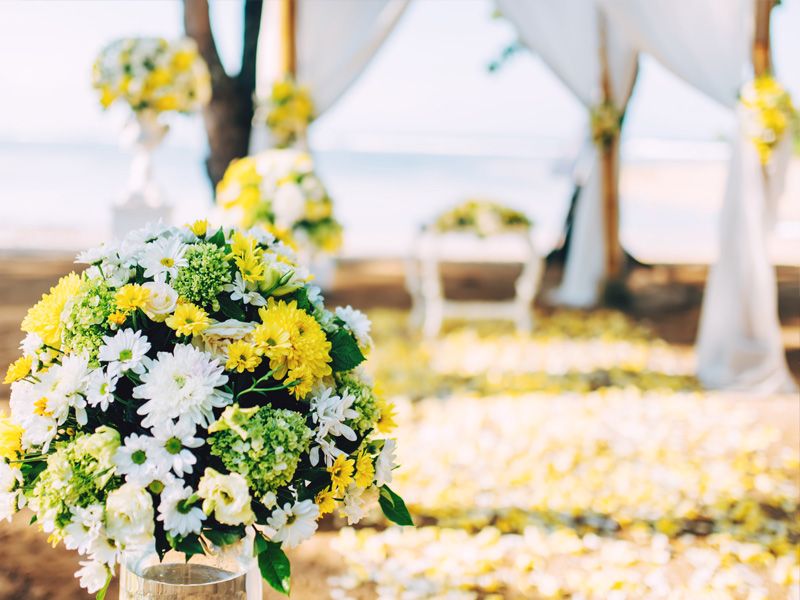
{"left": 165, "top": 302, "right": 210, "bottom": 337}
{"left": 115, "top": 284, "right": 151, "bottom": 312}
{"left": 21, "top": 272, "right": 82, "bottom": 349}
{"left": 315, "top": 487, "right": 337, "bottom": 517}
{"left": 354, "top": 452, "right": 376, "bottom": 489}
{"left": 4, "top": 356, "right": 33, "bottom": 384}
{"left": 187, "top": 219, "right": 208, "bottom": 237}
{"left": 225, "top": 341, "right": 262, "bottom": 373}
{"left": 328, "top": 454, "right": 354, "bottom": 495}
{"left": 0, "top": 412, "right": 23, "bottom": 461}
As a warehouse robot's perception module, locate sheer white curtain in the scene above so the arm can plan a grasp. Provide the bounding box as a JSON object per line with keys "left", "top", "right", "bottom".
{"left": 496, "top": 0, "right": 638, "bottom": 307}
{"left": 251, "top": 0, "right": 408, "bottom": 151}
{"left": 601, "top": 0, "right": 796, "bottom": 392}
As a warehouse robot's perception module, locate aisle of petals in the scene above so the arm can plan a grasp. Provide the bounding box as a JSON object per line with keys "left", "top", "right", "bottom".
{"left": 328, "top": 311, "right": 799, "bottom": 599}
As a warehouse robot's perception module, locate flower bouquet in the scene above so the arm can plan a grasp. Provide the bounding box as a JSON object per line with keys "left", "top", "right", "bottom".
{"left": 93, "top": 37, "right": 211, "bottom": 115}
{"left": 2, "top": 222, "right": 409, "bottom": 598}
{"left": 93, "top": 38, "right": 211, "bottom": 226}
{"left": 217, "top": 149, "right": 343, "bottom": 256}
{"left": 740, "top": 75, "right": 797, "bottom": 165}
{"left": 434, "top": 199, "right": 532, "bottom": 238}
{"left": 259, "top": 77, "right": 315, "bottom": 149}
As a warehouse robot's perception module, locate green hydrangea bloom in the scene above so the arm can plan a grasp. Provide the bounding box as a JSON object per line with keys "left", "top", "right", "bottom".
{"left": 32, "top": 426, "right": 121, "bottom": 531}
{"left": 172, "top": 243, "right": 232, "bottom": 310}
{"left": 337, "top": 371, "right": 380, "bottom": 435}
{"left": 62, "top": 278, "right": 116, "bottom": 360}
{"left": 208, "top": 405, "right": 312, "bottom": 498}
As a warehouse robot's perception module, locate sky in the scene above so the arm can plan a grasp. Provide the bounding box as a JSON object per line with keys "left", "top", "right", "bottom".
{"left": 0, "top": 0, "right": 798, "bottom": 151}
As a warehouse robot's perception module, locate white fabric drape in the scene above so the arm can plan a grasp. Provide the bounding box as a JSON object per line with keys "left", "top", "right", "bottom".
{"left": 496, "top": 0, "right": 639, "bottom": 307}
{"left": 251, "top": 0, "right": 408, "bottom": 151}
{"left": 601, "top": 0, "right": 796, "bottom": 392}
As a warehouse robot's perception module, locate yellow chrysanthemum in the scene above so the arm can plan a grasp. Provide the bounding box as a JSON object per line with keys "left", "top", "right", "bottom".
{"left": 315, "top": 487, "right": 337, "bottom": 517}
{"left": 252, "top": 320, "right": 292, "bottom": 361}
{"left": 165, "top": 302, "right": 210, "bottom": 337}
{"left": 4, "top": 356, "right": 33, "bottom": 384}
{"left": 235, "top": 251, "right": 265, "bottom": 285}
{"left": 354, "top": 452, "right": 376, "bottom": 489}
{"left": 107, "top": 311, "right": 128, "bottom": 327}
{"left": 0, "top": 411, "right": 23, "bottom": 461}
{"left": 257, "top": 299, "right": 331, "bottom": 398}
{"left": 225, "top": 341, "right": 262, "bottom": 373}
{"left": 21, "top": 272, "right": 82, "bottom": 349}
{"left": 115, "top": 284, "right": 151, "bottom": 312}
{"left": 187, "top": 219, "right": 208, "bottom": 237}
{"left": 376, "top": 396, "right": 398, "bottom": 434}
{"left": 328, "top": 454, "right": 355, "bottom": 496}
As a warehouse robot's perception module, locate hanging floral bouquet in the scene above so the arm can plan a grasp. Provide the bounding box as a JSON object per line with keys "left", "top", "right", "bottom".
{"left": 740, "top": 75, "right": 797, "bottom": 165}
{"left": 93, "top": 37, "right": 211, "bottom": 114}
{"left": 434, "top": 199, "right": 532, "bottom": 238}
{"left": 1, "top": 222, "right": 408, "bottom": 598}
{"left": 590, "top": 100, "right": 622, "bottom": 149}
{"left": 217, "top": 149, "right": 343, "bottom": 255}
{"left": 258, "top": 77, "right": 316, "bottom": 148}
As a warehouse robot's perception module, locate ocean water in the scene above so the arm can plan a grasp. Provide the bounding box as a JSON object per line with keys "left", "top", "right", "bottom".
{"left": 0, "top": 139, "right": 796, "bottom": 265}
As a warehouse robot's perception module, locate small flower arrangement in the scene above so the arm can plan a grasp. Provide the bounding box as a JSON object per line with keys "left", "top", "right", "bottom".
{"left": 93, "top": 37, "right": 211, "bottom": 114}
{"left": 434, "top": 199, "right": 532, "bottom": 238}
{"left": 740, "top": 75, "right": 797, "bottom": 165}
{"left": 590, "top": 100, "right": 622, "bottom": 148}
{"left": 217, "top": 149, "right": 343, "bottom": 255}
{"left": 1, "top": 221, "right": 408, "bottom": 597}
{"left": 261, "top": 77, "right": 315, "bottom": 148}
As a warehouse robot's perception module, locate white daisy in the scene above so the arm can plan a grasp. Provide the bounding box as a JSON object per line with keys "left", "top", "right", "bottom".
{"left": 114, "top": 433, "right": 168, "bottom": 485}
{"left": 85, "top": 369, "right": 119, "bottom": 411}
{"left": 375, "top": 439, "right": 397, "bottom": 487}
{"left": 133, "top": 344, "right": 231, "bottom": 429}
{"left": 75, "top": 560, "right": 109, "bottom": 594}
{"left": 19, "top": 332, "right": 44, "bottom": 358}
{"left": 223, "top": 271, "right": 266, "bottom": 306}
{"left": 98, "top": 329, "right": 151, "bottom": 376}
{"left": 157, "top": 484, "right": 206, "bottom": 538}
{"left": 87, "top": 533, "right": 120, "bottom": 566}
{"left": 150, "top": 420, "right": 204, "bottom": 476}
{"left": 139, "top": 236, "right": 187, "bottom": 281}
{"left": 9, "top": 380, "right": 57, "bottom": 451}
{"left": 64, "top": 504, "right": 104, "bottom": 555}
{"left": 266, "top": 500, "right": 319, "bottom": 549}
{"left": 335, "top": 306, "right": 372, "bottom": 350}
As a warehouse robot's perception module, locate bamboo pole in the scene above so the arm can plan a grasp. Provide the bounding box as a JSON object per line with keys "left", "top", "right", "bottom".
{"left": 278, "top": 0, "right": 297, "bottom": 78}
{"left": 752, "top": 0, "right": 773, "bottom": 77}
{"left": 597, "top": 12, "right": 623, "bottom": 282}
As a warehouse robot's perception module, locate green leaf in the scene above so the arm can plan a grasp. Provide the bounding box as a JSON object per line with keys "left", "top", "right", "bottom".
{"left": 204, "top": 528, "right": 244, "bottom": 548}
{"left": 328, "top": 328, "right": 365, "bottom": 372}
{"left": 292, "top": 287, "right": 311, "bottom": 312}
{"left": 207, "top": 227, "right": 226, "bottom": 247}
{"left": 257, "top": 539, "right": 291, "bottom": 595}
{"left": 378, "top": 485, "right": 414, "bottom": 526}
{"left": 218, "top": 293, "right": 247, "bottom": 321}
{"left": 168, "top": 533, "right": 205, "bottom": 561}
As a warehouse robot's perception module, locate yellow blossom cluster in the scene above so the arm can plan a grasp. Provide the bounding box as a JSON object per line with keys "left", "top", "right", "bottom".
{"left": 741, "top": 75, "right": 797, "bottom": 165}
{"left": 263, "top": 77, "right": 315, "bottom": 148}
{"left": 93, "top": 37, "right": 211, "bottom": 114}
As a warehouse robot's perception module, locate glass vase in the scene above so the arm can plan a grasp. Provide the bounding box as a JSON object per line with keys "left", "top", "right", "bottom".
{"left": 119, "top": 540, "right": 262, "bottom": 600}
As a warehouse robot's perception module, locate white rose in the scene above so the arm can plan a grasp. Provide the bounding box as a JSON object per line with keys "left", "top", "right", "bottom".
{"left": 197, "top": 468, "right": 255, "bottom": 526}
{"left": 105, "top": 483, "right": 155, "bottom": 548}
{"left": 142, "top": 281, "right": 178, "bottom": 322}
{"left": 192, "top": 320, "right": 255, "bottom": 361}
{"left": 273, "top": 182, "right": 306, "bottom": 229}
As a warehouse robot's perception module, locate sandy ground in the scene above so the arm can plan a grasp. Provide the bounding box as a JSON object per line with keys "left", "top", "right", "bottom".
{"left": 0, "top": 256, "right": 797, "bottom": 599}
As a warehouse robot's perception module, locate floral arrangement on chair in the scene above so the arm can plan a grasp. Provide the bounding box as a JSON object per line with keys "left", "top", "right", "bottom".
{"left": 590, "top": 100, "right": 622, "bottom": 149}
{"left": 217, "top": 149, "right": 343, "bottom": 255}
{"left": 93, "top": 37, "right": 211, "bottom": 115}
{"left": 434, "top": 199, "right": 532, "bottom": 238}
{"left": 740, "top": 75, "right": 797, "bottom": 165}
{"left": 260, "top": 77, "right": 315, "bottom": 149}
{"left": 1, "top": 222, "right": 408, "bottom": 597}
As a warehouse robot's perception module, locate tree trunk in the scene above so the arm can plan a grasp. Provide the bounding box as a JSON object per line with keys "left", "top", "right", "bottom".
{"left": 183, "top": 0, "right": 263, "bottom": 190}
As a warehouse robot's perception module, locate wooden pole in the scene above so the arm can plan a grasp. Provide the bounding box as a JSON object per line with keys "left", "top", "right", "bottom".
{"left": 752, "top": 0, "right": 773, "bottom": 77}
{"left": 278, "top": 0, "right": 297, "bottom": 78}
{"left": 597, "top": 12, "right": 623, "bottom": 281}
